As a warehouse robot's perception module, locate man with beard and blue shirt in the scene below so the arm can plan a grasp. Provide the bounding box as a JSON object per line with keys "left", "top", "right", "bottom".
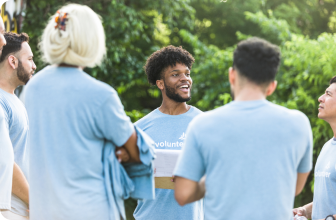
{"left": 133, "top": 45, "right": 204, "bottom": 220}
{"left": 174, "top": 38, "right": 313, "bottom": 220}
{"left": 0, "top": 32, "right": 36, "bottom": 220}
{"left": 293, "top": 76, "right": 336, "bottom": 220}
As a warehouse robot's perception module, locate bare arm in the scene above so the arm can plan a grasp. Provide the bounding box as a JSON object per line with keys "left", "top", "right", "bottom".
{"left": 174, "top": 176, "right": 206, "bottom": 206}
{"left": 117, "top": 130, "right": 140, "bottom": 163}
{"left": 293, "top": 202, "right": 313, "bottom": 219}
{"left": 295, "top": 172, "right": 310, "bottom": 196}
{"left": 12, "top": 163, "right": 29, "bottom": 205}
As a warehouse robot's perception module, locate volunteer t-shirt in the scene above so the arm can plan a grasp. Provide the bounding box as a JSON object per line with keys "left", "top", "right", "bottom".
{"left": 0, "top": 107, "right": 14, "bottom": 210}
{"left": 174, "top": 100, "right": 313, "bottom": 220}
{"left": 25, "top": 66, "right": 134, "bottom": 220}
{"left": 134, "top": 107, "right": 204, "bottom": 220}
{"left": 0, "top": 88, "right": 29, "bottom": 216}
{"left": 312, "top": 138, "right": 336, "bottom": 220}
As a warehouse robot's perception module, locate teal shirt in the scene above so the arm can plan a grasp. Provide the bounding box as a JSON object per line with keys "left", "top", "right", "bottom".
{"left": 175, "top": 100, "right": 313, "bottom": 220}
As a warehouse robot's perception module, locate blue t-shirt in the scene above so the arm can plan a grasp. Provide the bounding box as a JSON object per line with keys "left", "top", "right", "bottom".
{"left": 174, "top": 100, "right": 313, "bottom": 220}
{"left": 25, "top": 66, "right": 134, "bottom": 220}
{"left": 134, "top": 107, "right": 204, "bottom": 220}
{"left": 0, "top": 88, "right": 29, "bottom": 216}
{"left": 0, "top": 107, "right": 14, "bottom": 210}
{"left": 312, "top": 138, "right": 336, "bottom": 220}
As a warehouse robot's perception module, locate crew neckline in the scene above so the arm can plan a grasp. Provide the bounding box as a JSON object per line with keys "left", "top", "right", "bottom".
{"left": 155, "top": 106, "right": 195, "bottom": 117}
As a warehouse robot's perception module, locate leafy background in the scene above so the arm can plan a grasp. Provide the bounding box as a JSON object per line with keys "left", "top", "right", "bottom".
{"left": 20, "top": 0, "right": 336, "bottom": 219}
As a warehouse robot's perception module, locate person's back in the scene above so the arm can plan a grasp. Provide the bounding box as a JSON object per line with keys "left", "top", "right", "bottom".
{"left": 186, "top": 100, "right": 311, "bottom": 219}
{"left": 25, "top": 4, "right": 145, "bottom": 220}
{"left": 174, "top": 37, "right": 312, "bottom": 220}
{"left": 25, "top": 66, "right": 116, "bottom": 219}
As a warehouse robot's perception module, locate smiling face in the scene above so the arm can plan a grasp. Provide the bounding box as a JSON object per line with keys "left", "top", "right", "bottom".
{"left": 158, "top": 63, "right": 192, "bottom": 103}
{"left": 318, "top": 83, "right": 336, "bottom": 122}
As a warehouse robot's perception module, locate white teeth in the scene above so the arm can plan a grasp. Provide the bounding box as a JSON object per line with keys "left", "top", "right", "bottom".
{"left": 180, "top": 85, "right": 188, "bottom": 88}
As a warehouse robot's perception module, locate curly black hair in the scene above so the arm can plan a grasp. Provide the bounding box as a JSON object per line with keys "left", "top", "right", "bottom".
{"left": 144, "top": 45, "right": 195, "bottom": 85}
{"left": 233, "top": 37, "right": 281, "bottom": 85}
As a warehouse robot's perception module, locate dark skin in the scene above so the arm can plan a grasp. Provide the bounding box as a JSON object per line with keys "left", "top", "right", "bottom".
{"left": 157, "top": 63, "right": 192, "bottom": 115}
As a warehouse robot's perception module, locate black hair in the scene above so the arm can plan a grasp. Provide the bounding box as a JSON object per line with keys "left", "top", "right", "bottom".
{"left": 330, "top": 76, "right": 336, "bottom": 85}
{"left": 144, "top": 45, "right": 195, "bottom": 85}
{"left": 0, "top": 32, "right": 29, "bottom": 63}
{"left": 233, "top": 37, "right": 281, "bottom": 85}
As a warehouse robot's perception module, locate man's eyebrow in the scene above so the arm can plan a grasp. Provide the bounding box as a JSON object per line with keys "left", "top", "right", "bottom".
{"left": 169, "top": 69, "right": 190, "bottom": 73}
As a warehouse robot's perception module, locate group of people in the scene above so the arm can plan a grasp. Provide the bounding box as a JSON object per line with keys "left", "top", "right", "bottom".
{"left": 0, "top": 2, "right": 335, "bottom": 220}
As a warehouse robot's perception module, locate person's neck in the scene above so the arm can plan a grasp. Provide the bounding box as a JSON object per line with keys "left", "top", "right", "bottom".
{"left": 234, "top": 86, "right": 266, "bottom": 101}
{"left": 327, "top": 120, "right": 336, "bottom": 138}
{"left": 0, "top": 74, "right": 17, "bottom": 94}
{"left": 159, "top": 97, "right": 190, "bottom": 115}
{"left": 58, "top": 63, "right": 83, "bottom": 69}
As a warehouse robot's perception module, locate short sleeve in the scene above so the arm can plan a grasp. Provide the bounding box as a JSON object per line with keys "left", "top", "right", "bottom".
{"left": 95, "top": 92, "right": 134, "bottom": 147}
{"left": 297, "top": 116, "right": 313, "bottom": 173}
{"left": 0, "top": 107, "right": 13, "bottom": 210}
{"left": 174, "top": 120, "right": 205, "bottom": 182}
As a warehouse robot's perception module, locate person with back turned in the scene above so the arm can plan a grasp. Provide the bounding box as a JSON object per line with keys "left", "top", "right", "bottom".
{"left": 174, "top": 37, "right": 313, "bottom": 220}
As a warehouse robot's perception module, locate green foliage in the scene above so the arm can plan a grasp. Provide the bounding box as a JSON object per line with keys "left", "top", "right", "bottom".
{"left": 24, "top": 0, "right": 194, "bottom": 111}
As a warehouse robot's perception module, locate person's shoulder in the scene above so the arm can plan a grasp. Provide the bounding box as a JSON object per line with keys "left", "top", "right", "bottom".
{"left": 267, "top": 102, "right": 309, "bottom": 122}
{"left": 188, "top": 106, "right": 203, "bottom": 116}
{"left": 134, "top": 109, "right": 159, "bottom": 129}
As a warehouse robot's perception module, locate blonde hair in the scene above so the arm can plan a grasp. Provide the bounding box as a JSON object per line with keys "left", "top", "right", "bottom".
{"left": 40, "top": 4, "right": 106, "bottom": 67}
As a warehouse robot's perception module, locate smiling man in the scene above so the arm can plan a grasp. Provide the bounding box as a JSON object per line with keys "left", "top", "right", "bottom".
{"left": 133, "top": 46, "right": 204, "bottom": 220}
{"left": 0, "top": 32, "right": 36, "bottom": 220}
{"left": 293, "top": 76, "right": 336, "bottom": 220}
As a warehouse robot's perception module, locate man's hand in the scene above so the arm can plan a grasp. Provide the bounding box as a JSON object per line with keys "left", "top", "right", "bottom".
{"left": 293, "top": 207, "right": 307, "bottom": 217}
{"left": 115, "top": 147, "right": 130, "bottom": 163}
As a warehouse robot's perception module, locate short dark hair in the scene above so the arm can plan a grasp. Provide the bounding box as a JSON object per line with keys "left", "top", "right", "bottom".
{"left": 330, "top": 76, "right": 336, "bottom": 85}
{"left": 144, "top": 45, "right": 195, "bottom": 85}
{"left": 0, "top": 32, "right": 29, "bottom": 63}
{"left": 233, "top": 37, "right": 281, "bottom": 85}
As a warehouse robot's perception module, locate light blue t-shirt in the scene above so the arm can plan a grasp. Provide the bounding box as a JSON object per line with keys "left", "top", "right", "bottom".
{"left": 0, "top": 107, "right": 14, "bottom": 210}
{"left": 312, "top": 138, "right": 336, "bottom": 220}
{"left": 133, "top": 107, "right": 204, "bottom": 220}
{"left": 25, "top": 66, "right": 134, "bottom": 220}
{"left": 0, "top": 88, "right": 29, "bottom": 216}
{"left": 174, "top": 100, "right": 313, "bottom": 220}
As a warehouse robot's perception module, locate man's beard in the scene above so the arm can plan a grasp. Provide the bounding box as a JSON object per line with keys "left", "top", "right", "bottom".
{"left": 164, "top": 81, "right": 191, "bottom": 103}
{"left": 17, "top": 60, "right": 31, "bottom": 85}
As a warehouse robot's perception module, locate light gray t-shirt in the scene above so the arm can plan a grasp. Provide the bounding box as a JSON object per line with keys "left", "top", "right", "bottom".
{"left": 174, "top": 100, "right": 313, "bottom": 220}
{"left": 0, "top": 107, "right": 14, "bottom": 210}
{"left": 0, "top": 88, "right": 29, "bottom": 216}
{"left": 312, "top": 138, "right": 336, "bottom": 220}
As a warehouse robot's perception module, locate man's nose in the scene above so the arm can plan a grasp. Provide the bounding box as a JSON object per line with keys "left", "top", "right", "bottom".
{"left": 318, "top": 95, "right": 324, "bottom": 103}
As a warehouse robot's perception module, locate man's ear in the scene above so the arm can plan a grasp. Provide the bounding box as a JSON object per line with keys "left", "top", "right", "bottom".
{"left": 228, "top": 67, "right": 236, "bottom": 85}
{"left": 7, "top": 55, "right": 17, "bottom": 70}
{"left": 266, "top": 80, "right": 277, "bottom": 96}
{"left": 156, "top": 79, "right": 164, "bottom": 90}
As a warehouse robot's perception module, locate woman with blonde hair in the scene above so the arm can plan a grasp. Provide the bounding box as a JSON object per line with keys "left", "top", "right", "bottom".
{"left": 25, "top": 4, "right": 155, "bottom": 220}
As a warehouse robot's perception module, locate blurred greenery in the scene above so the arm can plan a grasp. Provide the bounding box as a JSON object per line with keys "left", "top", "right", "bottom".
{"left": 22, "top": 0, "right": 336, "bottom": 219}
